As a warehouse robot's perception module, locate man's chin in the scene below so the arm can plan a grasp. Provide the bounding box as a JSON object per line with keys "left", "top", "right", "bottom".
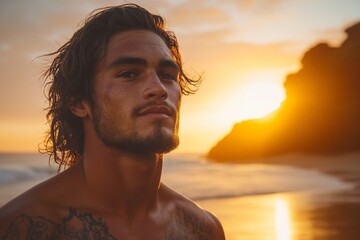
{"left": 140, "top": 132, "right": 179, "bottom": 154}
{"left": 103, "top": 131, "right": 179, "bottom": 155}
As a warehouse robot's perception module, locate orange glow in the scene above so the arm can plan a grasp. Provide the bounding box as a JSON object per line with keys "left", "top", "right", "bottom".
{"left": 175, "top": 69, "right": 288, "bottom": 153}
{"left": 0, "top": 122, "right": 43, "bottom": 153}
{"left": 208, "top": 70, "right": 285, "bottom": 123}
{"left": 237, "top": 71, "right": 286, "bottom": 120}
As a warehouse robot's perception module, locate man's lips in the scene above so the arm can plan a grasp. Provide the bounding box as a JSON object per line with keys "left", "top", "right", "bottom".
{"left": 137, "top": 105, "right": 173, "bottom": 117}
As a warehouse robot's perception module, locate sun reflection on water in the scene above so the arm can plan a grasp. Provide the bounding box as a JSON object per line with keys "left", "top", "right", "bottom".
{"left": 199, "top": 194, "right": 295, "bottom": 240}
{"left": 274, "top": 198, "right": 292, "bottom": 240}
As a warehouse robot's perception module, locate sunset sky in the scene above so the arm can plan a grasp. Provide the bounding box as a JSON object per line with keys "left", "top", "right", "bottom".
{"left": 0, "top": 0, "right": 359, "bottom": 153}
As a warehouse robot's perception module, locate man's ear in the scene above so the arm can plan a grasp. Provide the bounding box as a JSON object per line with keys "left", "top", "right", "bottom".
{"left": 69, "top": 100, "right": 91, "bottom": 118}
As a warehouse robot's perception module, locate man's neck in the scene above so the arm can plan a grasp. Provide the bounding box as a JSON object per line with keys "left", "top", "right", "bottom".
{"left": 77, "top": 147, "right": 163, "bottom": 220}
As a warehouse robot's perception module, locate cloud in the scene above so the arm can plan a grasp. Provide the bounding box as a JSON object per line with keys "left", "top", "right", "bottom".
{"left": 166, "top": 5, "right": 231, "bottom": 34}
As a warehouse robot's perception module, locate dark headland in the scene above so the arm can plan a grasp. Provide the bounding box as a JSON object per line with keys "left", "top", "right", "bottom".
{"left": 208, "top": 21, "right": 360, "bottom": 162}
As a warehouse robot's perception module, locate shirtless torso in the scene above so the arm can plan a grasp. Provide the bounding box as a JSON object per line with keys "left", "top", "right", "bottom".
{"left": 0, "top": 158, "right": 224, "bottom": 240}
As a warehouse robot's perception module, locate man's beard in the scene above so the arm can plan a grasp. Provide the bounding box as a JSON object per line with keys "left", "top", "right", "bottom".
{"left": 99, "top": 121, "right": 179, "bottom": 155}
{"left": 92, "top": 105, "right": 179, "bottom": 155}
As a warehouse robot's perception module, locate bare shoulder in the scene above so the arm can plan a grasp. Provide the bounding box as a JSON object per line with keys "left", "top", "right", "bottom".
{"left": 0, "top": 188, "right": 57, "bottom": 238}
{"left": 0, "top": 167, "right": 80, "bottom": 238}
{"left": 160, "top": 184, "right": 226, "bottom": 240}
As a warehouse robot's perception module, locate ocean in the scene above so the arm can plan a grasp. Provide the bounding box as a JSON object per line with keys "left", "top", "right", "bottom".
{"left": 0, "top": 153, "right": 353, "bottom": 205}
{"left": 0, "top": 153, "right": 358, "bottom": 239}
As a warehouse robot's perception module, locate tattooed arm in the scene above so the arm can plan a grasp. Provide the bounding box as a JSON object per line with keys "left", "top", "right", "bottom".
{"left": 1, "top": 215, "right": 59, "bottom": 239}
{"left": 0, "top": 208, "right": 117, "bottom": 240}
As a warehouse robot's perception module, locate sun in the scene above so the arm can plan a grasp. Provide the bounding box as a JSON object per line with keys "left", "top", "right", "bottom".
{"left": 234, "top": 71, "right": 286, "bottom": 121}
{"left": 177, "top": 69, "right": 287, "bottom": 153}
{"left": 239, "top": 81, "right": 285, "bottom": 119}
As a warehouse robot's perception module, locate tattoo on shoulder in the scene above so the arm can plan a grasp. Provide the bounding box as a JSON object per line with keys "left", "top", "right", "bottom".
{"left": 2, "top": 208, "right": 117, "bottom": 240}
{"left": 164, "top": 207, "right": 213, "bottom": 240}
{"left": 3, "top": 207, "right": 217, "bottom": 240}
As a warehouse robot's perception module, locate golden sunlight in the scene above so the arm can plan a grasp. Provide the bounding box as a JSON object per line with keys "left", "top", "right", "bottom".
{"left": 177, "top": 69, "right": 288, "bottom": 153}
{"left": 274, "top": 198, "right": 292, "bottom": 240}
{"left": 237, "top": 71, "right": 286, "bottom": 120}
{"left": 223, "top": 69, "right": 285, "bottom": 122}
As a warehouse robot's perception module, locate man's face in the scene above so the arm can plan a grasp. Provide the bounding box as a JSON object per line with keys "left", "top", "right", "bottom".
{"left": 90, "top": 30, "right": 181, "bottom": 154}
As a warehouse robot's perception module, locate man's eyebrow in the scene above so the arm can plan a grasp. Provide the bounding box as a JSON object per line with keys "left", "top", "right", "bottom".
{"left": 108, "top": 57, "right": 179, "bottom": 70}
{"left": 159, "top": 59, "right": 180, "bottom": 71}
{"left": 108, "top": 57, "right": 147, "bottom": 68}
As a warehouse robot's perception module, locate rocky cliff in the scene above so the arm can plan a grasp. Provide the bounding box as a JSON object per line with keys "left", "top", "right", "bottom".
{"left": 208, "top": 22, "right": 360, "bottom": 161}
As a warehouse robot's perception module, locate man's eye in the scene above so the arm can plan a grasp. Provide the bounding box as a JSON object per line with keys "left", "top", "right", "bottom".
{"left": 118, "top": 71, "right": 137, "bottom": 78}
{"left": 159, "top": 73, "right": 178, "bottom": 81}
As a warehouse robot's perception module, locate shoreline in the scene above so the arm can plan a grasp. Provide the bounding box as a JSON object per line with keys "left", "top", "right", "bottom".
{"left": 218, "top": 151, "right": 360, "bottom": 195}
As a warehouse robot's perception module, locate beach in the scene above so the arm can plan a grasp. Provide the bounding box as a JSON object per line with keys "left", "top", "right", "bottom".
{"left": 0, "top": 152, "right": 359, "bottom": 239}
{"left": 199, "top": 152, "right": 360, "bottom": 240}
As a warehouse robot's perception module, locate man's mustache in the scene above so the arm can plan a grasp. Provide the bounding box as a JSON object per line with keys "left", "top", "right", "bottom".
{"left": 132, "top": 101, "right": 177, "bottom": 118}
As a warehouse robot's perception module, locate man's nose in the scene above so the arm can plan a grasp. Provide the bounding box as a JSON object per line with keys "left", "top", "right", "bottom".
{"left": 143, "top": 72, "right": 168, "bottom": 100}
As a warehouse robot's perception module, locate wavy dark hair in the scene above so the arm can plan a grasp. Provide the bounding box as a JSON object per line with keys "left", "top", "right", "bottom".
{"left": 40, "top": 4, "right": 201, "bottom": 171}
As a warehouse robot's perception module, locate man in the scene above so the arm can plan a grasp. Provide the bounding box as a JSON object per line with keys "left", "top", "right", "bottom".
{"left": 0, "top": 4, "right": 225, "bottom": 240}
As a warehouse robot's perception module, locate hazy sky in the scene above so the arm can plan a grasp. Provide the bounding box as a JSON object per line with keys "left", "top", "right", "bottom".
{"left": 0, "top": 0, "right": 359, "bottom": 153}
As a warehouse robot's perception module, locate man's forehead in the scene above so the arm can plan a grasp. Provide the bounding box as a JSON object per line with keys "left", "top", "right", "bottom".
{"left": 100, "top": 30, "right": 176, "bottom": 67}
{"left": 106, "top": 30, "right": 172, "bottom": 56}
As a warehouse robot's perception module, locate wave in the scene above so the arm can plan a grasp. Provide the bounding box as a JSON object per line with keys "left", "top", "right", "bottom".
{"left": 0, "top": 165, "right": 55, "bottom": 185}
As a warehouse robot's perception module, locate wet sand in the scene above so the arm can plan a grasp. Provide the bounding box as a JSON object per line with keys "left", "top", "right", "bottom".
{"left": 199, "top": 152, "right": 360, "bottom": 240}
